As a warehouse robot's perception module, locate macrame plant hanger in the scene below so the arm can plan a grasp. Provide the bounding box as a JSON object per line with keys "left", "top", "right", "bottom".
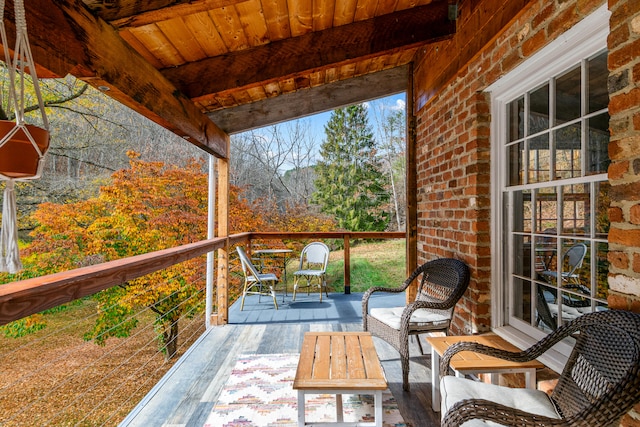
{"left": 0, "top": 0, "right": 50, "bottom": 273}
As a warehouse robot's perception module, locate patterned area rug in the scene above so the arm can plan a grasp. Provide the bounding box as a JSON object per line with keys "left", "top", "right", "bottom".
{"left": 203, "top": 353, "right": 410, "bottom": 427}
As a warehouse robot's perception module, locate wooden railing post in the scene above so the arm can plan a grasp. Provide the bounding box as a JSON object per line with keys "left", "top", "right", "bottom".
{"left": 216, "top": 153, "right": 230, "bottom": 325}
{"left": 344, "top": 234, "right": 350, "bottom": 294}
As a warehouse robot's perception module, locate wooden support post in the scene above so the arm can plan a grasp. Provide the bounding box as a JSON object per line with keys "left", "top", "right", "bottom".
{"left": 406, "top": 64, "right": 418, "bottom": 303}
{"left": 216, "top": 153, "right": 230, "bottom": 324}
{"left": 344, "top": 234, "right": 351, "bottom": 294}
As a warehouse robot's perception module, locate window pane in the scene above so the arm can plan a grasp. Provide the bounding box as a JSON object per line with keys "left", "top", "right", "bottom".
{"left": 535, "top": 188, "right": 557, "bottom": 233}
{"left": 529, "top": 84, "right": 549, "bottom": 134}
{"left": 595, "top": 242, "right": 609, "bottom": 301}
{"left": 514, "top": 234, "right": 533, "bottom": 279}
{"left": 513, "top": 190, "right": 532, "bottom": 233}
{"left": 535, "top": 235, "right": 556, "bottom": 273}
{"left": 562, "top": 183, "right": 589, "bottom": 236}
{"left": 595, "top": 181, "right": 610, "bottom": 238}
{"left": 588, "top": 51, "right": 609, "bottom": 113}
{"left": 513, "top": 277, "right": 532, "bottom": 324}
{"left": 508, "top": 141, "right": 525, "bottom": 186}
{"left": 555, "top": 123, "right": 581, "bottom": 179}
{"left": 556, "top": 65, "right": 582, "bottom": 124}
{"left": 587, "top": 113, "right": 610, "bottom": 175}
{"left": 536, "top": 283, "right": 557, "bottom": 331}
{"left": 528, "top": 134, "right": 550, "bottom": 182}
{"left": 508, "top": 96, "right": 524, "bottom": 142}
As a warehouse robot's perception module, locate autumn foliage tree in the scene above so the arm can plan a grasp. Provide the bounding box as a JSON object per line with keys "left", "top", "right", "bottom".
{"left": 20, "top": 152, "right": 264, "bottom": 358}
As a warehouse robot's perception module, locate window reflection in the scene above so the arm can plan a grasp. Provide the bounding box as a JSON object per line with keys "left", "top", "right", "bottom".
{"left": 507, "top": 50, "right": 610, "bottom": 334}
{"left": 556, "top": 65, "right": 581, "bottom": 124}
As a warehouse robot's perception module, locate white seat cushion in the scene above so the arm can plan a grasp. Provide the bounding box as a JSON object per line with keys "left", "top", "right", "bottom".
{"left": 440, "top": 376, "right": 561, "bottom": 426}
{"left": 294, "top": 270, "right": 324, "bottom": 276}
{"left": 369, "top": 306, "right": 450, "bottom": 331}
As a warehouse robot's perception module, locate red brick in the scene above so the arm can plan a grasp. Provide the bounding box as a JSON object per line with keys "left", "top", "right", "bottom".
{"left": 631, "top": 205, "right": 640, "bottom": 224}
{"left": 608, "top": 293, "right": 631, "bottom": 310}
{"left": 609, "top": 227, "right": 640, "bottom": 247}
{"left": 610, "top": 206, "right": 625, "bottom": 222}
{"left": 522, "top": 30, "right": 548, "bottom": 57}
{"left": 610, "top": 181, "right": 640, "bottom": 202}
{"left": 576, "top": 0, "right": 606, "bottom": 15}
{"left": 609, "top": 251, "right": 630, "bottom": 269}
{"left": 609, "top": 160, "right": 630, "bottom": 180}
{"left": 634, "top": 253, "right": 640, "bottom": 273}
{"left": 609, "top": 38, "right": 640, "bottom": 70}
{"left": 532, "top": 2, "right": 556, "bottom": 29}
{"left": 609, "top": 87, "right": 640, "bottom": 115}
{"left": 608, "top": 21, "right": 631, "bottom": 52}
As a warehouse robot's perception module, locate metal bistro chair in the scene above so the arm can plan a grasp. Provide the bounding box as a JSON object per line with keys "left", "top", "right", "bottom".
{"left": 363, "top": 258, "right": 470, "bottom": 391}
{"left": 292, "top": 242, "right": 330, "bottom": 302}
{"left": 440, "top": 310, "right": 640, "bottom": 427}
{"left": 540, "top": 242, "right": 587, "bottom": 286}
{"left": 236, "top": 246, "right": 284, "bottom": 310}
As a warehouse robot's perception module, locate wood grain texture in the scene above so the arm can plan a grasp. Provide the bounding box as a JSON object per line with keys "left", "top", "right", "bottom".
{"left": 293, "top": 332, "right": 387, "bottom": 391}
{"left": 161, "top": 3, "right": 454, "bottom": 98}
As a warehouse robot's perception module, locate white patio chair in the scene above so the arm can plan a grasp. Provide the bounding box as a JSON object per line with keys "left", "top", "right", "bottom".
{"left": 292, "top": 242, "right": 330, "bottom": 302}
{"left": 236, "top": 246, "right": 283, "bottom": 310}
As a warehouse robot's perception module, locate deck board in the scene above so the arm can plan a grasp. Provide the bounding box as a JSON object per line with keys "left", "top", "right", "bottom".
{"left": 120, "top": 292, "right": 441, "bottom": 427}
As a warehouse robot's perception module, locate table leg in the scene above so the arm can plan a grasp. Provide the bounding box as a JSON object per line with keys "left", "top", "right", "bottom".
{"left": 431, "top": 346, "right": 441, "bottom": 412}
{"left": 336, "top": 394, "right": 343, "bottom": 422}
{"left": 525, "top": 369, "right": 536, "bottom": 389}
{"left": 297, "top": 390, "right": 305, "bottom": 427}
{"left": 374, "top": 390, "right": 383, "bottom": 427}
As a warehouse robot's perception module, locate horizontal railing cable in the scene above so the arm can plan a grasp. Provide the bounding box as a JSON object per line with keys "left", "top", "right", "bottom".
{"left": 0, "top": 259, "right": 209, "bottom": 426}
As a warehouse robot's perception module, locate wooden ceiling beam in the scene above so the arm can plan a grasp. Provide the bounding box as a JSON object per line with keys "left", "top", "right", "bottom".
{"left": 208, "top": 66, "right": 410, "bottom": 134}
{"left": 102, "top": 0, "right": 250, "bottom": 28}
{"left": 162, "top": 2, "right": 455, "bottom": 99}
{"left": 3, "top": 0, "right": 229, "bottom": 158}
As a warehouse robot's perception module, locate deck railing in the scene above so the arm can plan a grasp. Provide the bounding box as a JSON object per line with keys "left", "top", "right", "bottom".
{"left": 0, "top": 231, "right": 405, "bottom": 426}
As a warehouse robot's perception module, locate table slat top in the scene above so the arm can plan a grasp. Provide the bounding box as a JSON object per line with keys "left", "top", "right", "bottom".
{"left": 426, "top": 334, "right": 544, "bottom": 371}
{"left": 293, "top": 332, "right": 387, "bottom": 391}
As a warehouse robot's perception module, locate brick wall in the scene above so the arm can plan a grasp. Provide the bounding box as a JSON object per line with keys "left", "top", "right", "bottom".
{"left": 413, "top": 0, "right": 640, "bottom": 423}
{"left": 607, "top": 2, "right": 640, "bottom": 423}
{"left": 607, "top": 0, "right": 640, "bottom": 313}
{"left": 413, "top": 0, "right": 605, "bottom": 335}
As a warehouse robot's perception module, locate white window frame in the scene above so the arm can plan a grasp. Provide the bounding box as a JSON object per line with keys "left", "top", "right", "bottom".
{"left": 487, "top": 5, "right": 609, "bottom": 373}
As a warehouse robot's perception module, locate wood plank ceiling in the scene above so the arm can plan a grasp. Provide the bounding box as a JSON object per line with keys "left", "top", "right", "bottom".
{"left": 3, "top": 0, "right": 456, "bottom": 158}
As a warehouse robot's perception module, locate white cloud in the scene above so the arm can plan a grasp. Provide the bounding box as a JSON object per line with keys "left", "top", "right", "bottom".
{"left": 392, "top": 99, "right": 406, "bottom": 111}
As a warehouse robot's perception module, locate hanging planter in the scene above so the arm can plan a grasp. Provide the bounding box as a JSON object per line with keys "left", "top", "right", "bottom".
{"left": 0, "top": 121, "right": 50, "bottom": 179}
{"left": 0, "top": 0, "right": 50, "bottom": 181}
{"left": 0, "top": 0, "right": 50, "bottom": 273}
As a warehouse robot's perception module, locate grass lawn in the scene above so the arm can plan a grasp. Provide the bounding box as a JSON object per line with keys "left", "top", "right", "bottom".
{"left": 325, "top": 239, "right": 406, "bottom": 293}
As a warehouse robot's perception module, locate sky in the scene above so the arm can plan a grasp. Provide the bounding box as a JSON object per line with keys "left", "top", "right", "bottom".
{"left": 235, "top": 92, "right": 407, "bottom": 171}
{"left": 305, "top": 93, "right": 406, "bottom": 139}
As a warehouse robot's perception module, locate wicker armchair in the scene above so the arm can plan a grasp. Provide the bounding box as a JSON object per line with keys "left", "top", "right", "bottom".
{"left": 362, "top": 258, "right": 470, "bottom": 391}
{"left": 440, "top": 310, "right": 640, "bottom": 427}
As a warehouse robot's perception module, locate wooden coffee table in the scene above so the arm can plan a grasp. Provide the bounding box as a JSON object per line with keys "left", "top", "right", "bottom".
{"left": 427, "top": 334, "right": 544, "bottom": 411}
{"left": 293, "top": 331, "right": 387, "bottom": 427}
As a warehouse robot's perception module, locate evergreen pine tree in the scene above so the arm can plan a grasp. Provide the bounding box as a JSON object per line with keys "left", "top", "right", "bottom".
{"left": 313, "top": 104, "right": 389, "bottom": 231}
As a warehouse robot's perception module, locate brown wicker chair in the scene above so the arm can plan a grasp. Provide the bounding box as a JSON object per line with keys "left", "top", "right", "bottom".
{"left": 440, "top": 309, "right": 640, "bottom": 427}
{"left": 362, "top": 258, "right": 470, "bottom": 391}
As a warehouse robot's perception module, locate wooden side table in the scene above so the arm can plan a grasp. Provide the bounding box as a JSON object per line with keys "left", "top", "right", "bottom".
{"left": 293, "top": 331, "right": 387, "bottom": 427}
{"left": 427, "top": 334, "right": 544, "bottom": 412}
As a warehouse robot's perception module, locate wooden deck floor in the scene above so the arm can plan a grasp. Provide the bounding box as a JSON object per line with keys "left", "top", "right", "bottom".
{"left": 120, "top": 292, "right": 441, "bottom": 427}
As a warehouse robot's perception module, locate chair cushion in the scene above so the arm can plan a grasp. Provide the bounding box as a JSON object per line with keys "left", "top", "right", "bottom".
{"left": 369, "top": 307, "right": 450, "bottom": 331}
{"left": 440, "top": 376, "right": 561, "bottom": 426}
{"left": 294, "top": 270, "right": 324, "bottom": 276}
{"left": 248, "top": 273, "right": 278, "bottom": 282}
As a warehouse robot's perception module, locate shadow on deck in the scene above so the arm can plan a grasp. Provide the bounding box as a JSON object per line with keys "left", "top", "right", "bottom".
{"left": 120, "top": 292, "right": 441, "bottom": 427}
